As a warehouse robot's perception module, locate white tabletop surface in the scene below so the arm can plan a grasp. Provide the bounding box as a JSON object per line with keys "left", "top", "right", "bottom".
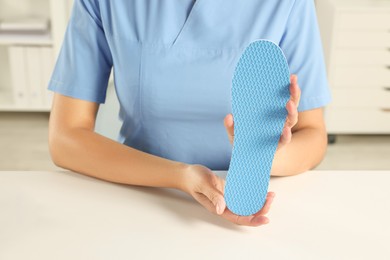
{"left": 1, "top": 170, "right": 390, "bottom": 260}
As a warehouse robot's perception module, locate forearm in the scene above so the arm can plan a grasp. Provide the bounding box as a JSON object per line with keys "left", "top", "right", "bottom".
{"left": 49, "top": 128, "right": 188, "bottom": 190}
{"left": 271, "top": 127, "right": 327, "bottom": 176}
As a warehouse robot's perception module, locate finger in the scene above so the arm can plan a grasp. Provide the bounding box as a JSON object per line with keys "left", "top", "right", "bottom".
{"left": 279, "top": 126, "right": 292, "bottom": 145}
{"left": 214, "top": 177, "right": 226, "bottom": 195}
{"left": 194, "top": 193, "right": 219, "bottom": 214}
{"left": 200, "top": 185, "right": 226, "bottom": 215}
{"left": 222, "top": 209, "right": 269, "bottom": 227}
{"left": 283, "top": 127, "right": 292, "bottom": 144}
{"left": 223, "top": 192, "right": 275, "bottom": 226}
{"left": 290, "top": 74, "right": 297, "bottom": 86}
{"left": 223, "top": 114, "right": 234, "bottom": 144}
{"left": 286, "top": 100, "right": 298, "bottom": 128}
{"left": 255, "top": 192, "right": 275, "bottom": 216}
{"left": 289, "top": 75, "right": 299, "bottom": 103}
{"left": 290, "top": 75, "right": 301, "bottom": 107}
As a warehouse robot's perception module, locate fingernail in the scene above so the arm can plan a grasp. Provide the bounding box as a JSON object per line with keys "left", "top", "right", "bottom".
{"left": 255, "top": 216, "right": 269, "bottom": 224}
{"left": 216, "top": 203, "right": 222, "bottom": 215}
{"left": 216, "top": 202, "right": 225, "bottom": 215}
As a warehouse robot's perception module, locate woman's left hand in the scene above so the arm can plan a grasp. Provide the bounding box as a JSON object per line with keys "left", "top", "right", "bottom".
{"left": 224, "top": 74, "right": 301, "bottom": 151}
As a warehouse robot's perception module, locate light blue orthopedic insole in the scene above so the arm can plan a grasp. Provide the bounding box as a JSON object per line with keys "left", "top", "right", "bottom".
{"left": 224, "top": 40, "right": 290, "bottom": 216}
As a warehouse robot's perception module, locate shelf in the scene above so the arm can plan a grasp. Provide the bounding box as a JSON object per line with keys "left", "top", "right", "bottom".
{"left": 0, "top": 0, "right": 55, "bottom": 112}
{"left": 0, "top": 32, "right": 52, "bottom": 46}
{"left": 0, "top": 88, "right": 50, "bottom": 112}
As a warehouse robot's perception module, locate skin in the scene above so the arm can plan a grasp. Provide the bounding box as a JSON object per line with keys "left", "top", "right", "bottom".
{"left": 49, "top": 74, "right": 327, "bottom": 227}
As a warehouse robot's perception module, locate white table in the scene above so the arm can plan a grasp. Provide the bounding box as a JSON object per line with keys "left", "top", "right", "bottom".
{"left": 1, "top": 170, "right": 389, "bottom": 260}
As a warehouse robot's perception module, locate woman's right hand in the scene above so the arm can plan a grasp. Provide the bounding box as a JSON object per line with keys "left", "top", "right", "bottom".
{"left": 180, "top": 164, "right": 275, "bottom": 227}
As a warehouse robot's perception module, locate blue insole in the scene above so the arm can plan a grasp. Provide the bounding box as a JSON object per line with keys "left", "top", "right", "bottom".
{"left": 224, "top": 40, "right": 290, "bottom": 216}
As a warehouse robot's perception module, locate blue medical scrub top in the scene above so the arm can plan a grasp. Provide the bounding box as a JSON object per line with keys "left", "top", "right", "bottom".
{"left": 48, "top": 0, "right": 331, "bottom": 170}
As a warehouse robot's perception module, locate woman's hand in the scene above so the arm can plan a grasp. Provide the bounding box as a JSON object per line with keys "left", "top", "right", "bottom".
{"left": 180, "top": 164, "right": 275, "bottom": 227}
{"left": 224, "top": 74, "right": 301, "bottom": 151}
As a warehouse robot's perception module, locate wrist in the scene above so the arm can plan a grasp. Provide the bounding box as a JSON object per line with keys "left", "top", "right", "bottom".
{"left": 172, "top": 162, "right": 193, "bottom": 193}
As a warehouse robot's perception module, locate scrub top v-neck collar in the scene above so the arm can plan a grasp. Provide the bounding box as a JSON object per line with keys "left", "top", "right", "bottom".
{"left": 172, "top": 0, "right": 203, "bottom": 46}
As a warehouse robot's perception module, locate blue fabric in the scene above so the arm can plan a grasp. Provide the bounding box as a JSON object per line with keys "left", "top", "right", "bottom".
{"left": 225, "top": 40, "right": 290, "bottom": 216}
{"left": 48, "top": 0, "right": 331, "bottom": 170}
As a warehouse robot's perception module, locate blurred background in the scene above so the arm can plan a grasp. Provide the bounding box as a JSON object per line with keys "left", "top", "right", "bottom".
{"left": 0, "top": 0, "right": 389, "bottom": 171}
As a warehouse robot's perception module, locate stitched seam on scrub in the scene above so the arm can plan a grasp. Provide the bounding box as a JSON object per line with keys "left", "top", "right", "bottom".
{"left": 138, "top": 44, "right": 144, "bottom": 128}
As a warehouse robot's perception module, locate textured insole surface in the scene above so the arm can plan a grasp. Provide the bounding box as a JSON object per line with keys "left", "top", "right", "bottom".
{"left": 224, "top": 40, "right": 290, "bottom": 216}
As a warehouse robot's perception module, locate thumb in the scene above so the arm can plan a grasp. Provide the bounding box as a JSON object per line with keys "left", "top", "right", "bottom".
{"left": 201, "top": 185, "right": 226, "bottom": 215}
{"left": 224, "top": 114, "right": 234, "bottom": 144}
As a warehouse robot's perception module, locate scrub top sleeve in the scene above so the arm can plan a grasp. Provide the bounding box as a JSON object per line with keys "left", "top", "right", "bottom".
{"left": 279, "top": 0, "right": 331, "bottom": 112}
{"left": 47, "top": 0, "right": 113, "bottom": 104}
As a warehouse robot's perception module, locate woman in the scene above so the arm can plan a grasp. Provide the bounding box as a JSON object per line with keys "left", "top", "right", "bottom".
{"left": 48, "top": 0, "right": 331, "bottom": 227}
